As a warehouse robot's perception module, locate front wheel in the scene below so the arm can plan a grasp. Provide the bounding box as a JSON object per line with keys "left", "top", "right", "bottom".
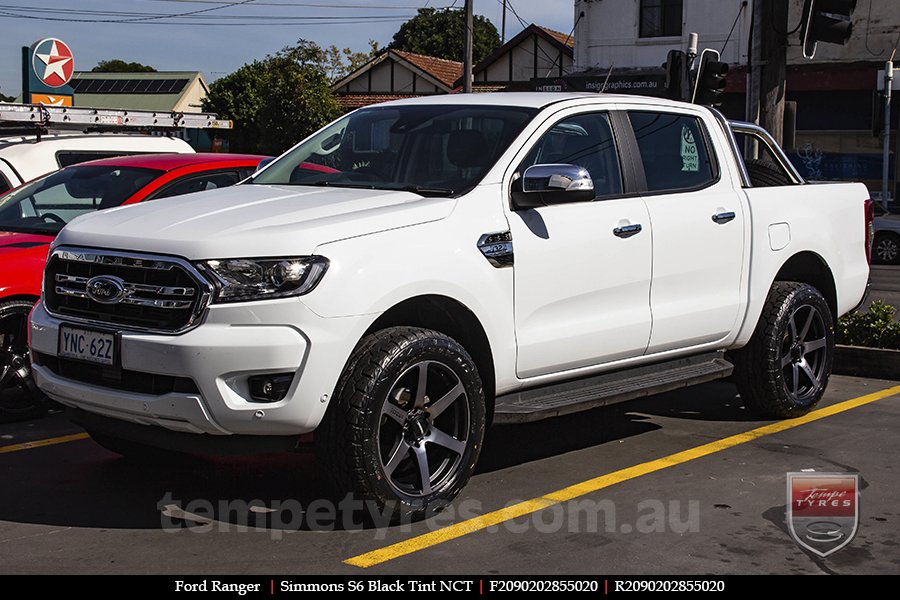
{"left": 317, "top": 327, "right": 486, "bottom": 523}
{"left": 733, "top": 282, "right": 834, "bottom": 418}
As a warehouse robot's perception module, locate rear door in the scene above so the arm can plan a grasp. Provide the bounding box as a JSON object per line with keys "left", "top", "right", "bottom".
{"left": 622, "top": 108, "right": 746, "bottom": 353}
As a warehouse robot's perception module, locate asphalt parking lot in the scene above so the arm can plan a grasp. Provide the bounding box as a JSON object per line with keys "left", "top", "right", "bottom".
{"left": 2, "top": 373, "right": 898, "bottom": 575}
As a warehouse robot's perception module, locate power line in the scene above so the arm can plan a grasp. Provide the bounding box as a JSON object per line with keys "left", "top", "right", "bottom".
{"left": 496, "top": 0, "right": 574, "bottom": 78}
{"left": 0, "top": 0, "right": 257, "bottom": 24}
{"left": 146, "top": 0, "right": 449, "bottom": 7}
{"left": 0, "top": 6, "right": 415, "bottom": 21}
{"left": 721, "top": 1, "right": 746, "bottom": 54}
{"left": 0, "top": 0, "right": 424, "bottom": 25}
{"left": 0, "top": 10, "right": 411, "bottom": 25}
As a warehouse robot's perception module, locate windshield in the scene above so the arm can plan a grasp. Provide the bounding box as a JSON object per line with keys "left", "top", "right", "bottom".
{"left": 249, "top": 104, "right": 537, "bottom": 196}
{"left": 0, "top": 165, "right": 161, "bottom": 236}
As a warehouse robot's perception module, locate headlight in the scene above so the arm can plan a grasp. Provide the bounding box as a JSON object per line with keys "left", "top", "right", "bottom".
{"left": 196, "top": 256, "right": 329, "bottom": 303}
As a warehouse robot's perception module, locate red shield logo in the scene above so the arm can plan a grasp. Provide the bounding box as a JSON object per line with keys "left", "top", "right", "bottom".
{"left": 31, "top": 38, "right": 74, "bottom": 88}
{"left": 787, "top": 472, "right": 859, "bottom": 557}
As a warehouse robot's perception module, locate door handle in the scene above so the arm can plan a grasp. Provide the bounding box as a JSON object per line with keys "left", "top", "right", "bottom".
{"left": 712, "top": 211, "right": 736, "bottom": 224}
{"left": 613, "top": 223, "right": 642, "bottom": 238}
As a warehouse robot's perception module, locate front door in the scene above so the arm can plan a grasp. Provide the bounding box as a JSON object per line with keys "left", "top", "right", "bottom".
{"left": 510, "top": 111, "right": 653, "bottom": 378}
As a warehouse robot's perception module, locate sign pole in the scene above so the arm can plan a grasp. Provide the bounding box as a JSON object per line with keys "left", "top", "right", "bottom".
{"left": 883, "top": 61, "right": 893, "bottom": 210}
{"left": 463, "top": 0, "right": 473, "bottom": 93}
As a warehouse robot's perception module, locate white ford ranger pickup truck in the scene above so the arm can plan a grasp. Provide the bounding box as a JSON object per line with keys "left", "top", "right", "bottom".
{"left": 29, "top": 93, "right": 872, "bottom": 519}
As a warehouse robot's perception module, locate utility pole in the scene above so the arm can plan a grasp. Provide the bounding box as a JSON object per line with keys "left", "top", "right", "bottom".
{"left": 463, "top": 0, "right": 473, "bottom": 93}
{"left": 760, "top": 0, "right": 787, "bottom": 147}
{"left": 501, "top": 0, "right": 507, "bottom": 44}
{"left": 746, "top": 0, "right": 763, "bottom": 157}
{"left": 883, "top": 60, "right": 894, "bottom": 209}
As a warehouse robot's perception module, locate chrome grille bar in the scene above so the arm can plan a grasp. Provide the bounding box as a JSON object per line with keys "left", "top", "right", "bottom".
{"left": 54, "top": 285, "right": 193, "bottom": 309}
{"left": 54, "top": 273, "right": 196, "bottom": 297}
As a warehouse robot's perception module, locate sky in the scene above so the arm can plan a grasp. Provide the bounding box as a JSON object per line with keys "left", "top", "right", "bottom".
{"left": 0, "top": 0, "right": 575, "bottom": 98}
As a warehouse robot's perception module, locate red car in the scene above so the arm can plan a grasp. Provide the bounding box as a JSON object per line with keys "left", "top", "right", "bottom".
{"left": 0, "top": 152, "right": 267, "bottom": 418}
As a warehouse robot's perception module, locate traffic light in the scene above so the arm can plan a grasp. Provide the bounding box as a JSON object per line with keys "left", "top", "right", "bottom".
{"left": 801, "top": 0, "right": 857, "bottom": 59}
{"left": 693, "top": 51, "right": 729, "bottom": 107}
{"left": 664, "top": 49, "right": 690, "bottom": 102}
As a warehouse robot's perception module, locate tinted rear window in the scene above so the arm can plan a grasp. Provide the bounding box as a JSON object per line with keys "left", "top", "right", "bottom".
{"left": 628, "top": 111, "right": 716, "bottom": 193}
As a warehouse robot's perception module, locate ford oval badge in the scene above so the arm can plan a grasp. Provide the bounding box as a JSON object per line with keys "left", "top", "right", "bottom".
{"left": 86, "top": 275, "right": 127, "bottom": 304}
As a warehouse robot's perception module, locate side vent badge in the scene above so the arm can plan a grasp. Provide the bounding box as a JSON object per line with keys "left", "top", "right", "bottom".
{"left": 478, "top": 231, "right": 514, "bottom": 268}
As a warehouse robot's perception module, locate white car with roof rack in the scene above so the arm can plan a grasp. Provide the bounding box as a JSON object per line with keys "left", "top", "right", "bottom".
{"left": 0, "top": 132, "right": 193, "bottom": 194}
{"left": 0, "top": 101, "right": 233, "bottom": 193}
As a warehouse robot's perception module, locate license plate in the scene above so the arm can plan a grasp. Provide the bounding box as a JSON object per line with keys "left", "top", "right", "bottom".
{"left": 58, "top": 325, "right": 117, "bottom": 366}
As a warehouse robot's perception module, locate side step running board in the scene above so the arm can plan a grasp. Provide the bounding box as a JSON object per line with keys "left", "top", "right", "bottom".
{"left": 493, "top": 352, "right": 734, "bottom": 424}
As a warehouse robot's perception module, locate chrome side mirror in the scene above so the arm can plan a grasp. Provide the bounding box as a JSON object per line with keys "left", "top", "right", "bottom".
{"left": 522, "top": 164, "right": 594, "bottom": 194}
{"left": 513, "top": 164, "right": 595, "bottom": 209}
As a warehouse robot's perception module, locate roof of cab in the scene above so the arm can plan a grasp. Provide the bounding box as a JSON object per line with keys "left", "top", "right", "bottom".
{"left": 366, "top": 91, "right": 703, "bottom": 111}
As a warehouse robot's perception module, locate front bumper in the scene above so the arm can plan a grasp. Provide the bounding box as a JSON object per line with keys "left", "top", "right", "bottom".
{"left": 30, "top": 299, "right": 372, "bottom": 436}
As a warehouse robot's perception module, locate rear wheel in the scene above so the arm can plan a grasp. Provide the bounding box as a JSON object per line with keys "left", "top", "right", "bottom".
{"left": 0, "top": 299, "right": 48, "bottom": 421}
{"left": 873, "top": 232, "right": 900, "bottom": 265}
{"left": 733, "top": 282, "right": 834, "bottom": 418}
{"left": 317, "top": 327, "right": 486, "bottom": 523}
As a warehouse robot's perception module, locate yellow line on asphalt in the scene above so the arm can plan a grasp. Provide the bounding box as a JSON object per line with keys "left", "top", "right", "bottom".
{"left": 345, "top": 384, "right": 900, "bottom": 568}
{"left": 0, "top": 432, "right": 90, "bottom": 454}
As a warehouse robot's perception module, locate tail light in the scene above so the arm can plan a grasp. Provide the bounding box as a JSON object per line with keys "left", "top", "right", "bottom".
{"left": 864, "top": 199, "right": 874, "bottom": 264}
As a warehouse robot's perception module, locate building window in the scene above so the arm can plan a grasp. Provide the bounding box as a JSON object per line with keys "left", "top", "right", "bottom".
{"left": 639, "top": 0, "right": 683, "bottom": 38}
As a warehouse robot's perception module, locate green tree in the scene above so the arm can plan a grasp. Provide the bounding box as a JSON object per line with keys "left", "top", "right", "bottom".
{"left": 202, "top": 40, "right": 341, "bottom": 155}
{"left": 389, "top": 8, "right": 500, "bottom": 63}
{"left": 92, "top": 59, "right": 157, "bottom": 73}
{"left": 321, "top": 40, "right": 381, "bottom": 80}
{"left": 0, "top": 91, "right": 14, "bottom": 102}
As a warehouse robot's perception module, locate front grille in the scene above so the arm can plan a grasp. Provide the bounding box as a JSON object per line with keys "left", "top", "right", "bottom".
{"left": 34, "top": 352, "right": 200, "bottom": 396}
{"left": 44, "top": 247, "right": 209, "bottom": 332}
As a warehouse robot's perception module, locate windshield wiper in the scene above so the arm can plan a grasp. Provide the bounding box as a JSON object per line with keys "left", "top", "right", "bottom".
{"left": 304, "top": 181, "right": 377, "bottom": 189}
{"left": 383, "top": 185, "right": 455, "bottom": 198}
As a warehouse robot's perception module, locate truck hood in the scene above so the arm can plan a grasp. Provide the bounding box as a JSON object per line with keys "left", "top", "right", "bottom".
{"left": 55, "top": 183, "right": 455, "bottom": 259}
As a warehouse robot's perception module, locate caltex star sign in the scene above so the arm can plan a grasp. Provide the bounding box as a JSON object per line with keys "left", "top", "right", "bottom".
{"left": 32, "top": 38, "right": 74, "bottom": 87}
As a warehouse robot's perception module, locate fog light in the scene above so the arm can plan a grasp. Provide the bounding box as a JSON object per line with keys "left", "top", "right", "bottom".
{"left": 248, "top": 373, "right": 294, "bottom": 403}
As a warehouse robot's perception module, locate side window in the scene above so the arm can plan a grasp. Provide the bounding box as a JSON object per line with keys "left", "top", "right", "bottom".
{"left": 519, "top": 112, "right": 623, "bottom": 198}
{"left": 150, "top": 170, "right": 241, "bottom": 200}
{"left": 628, "top": 111, "right": 716, "bottom": 192}
{"left": 0, "top": 173, "right": 9, "bottom": 195}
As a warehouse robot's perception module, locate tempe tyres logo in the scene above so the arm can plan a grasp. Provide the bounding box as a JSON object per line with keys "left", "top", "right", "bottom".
{"left": 787, "top": 472, "right": 859, "bottom": 557}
